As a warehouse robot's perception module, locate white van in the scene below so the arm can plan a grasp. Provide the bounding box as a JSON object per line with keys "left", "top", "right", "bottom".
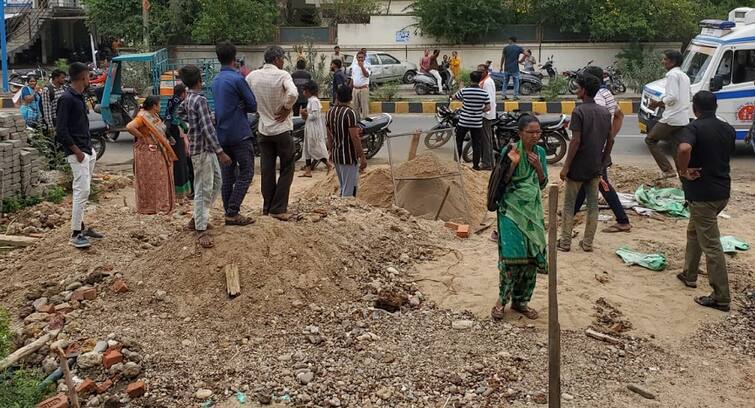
{"left": 639, "top": 7, "right": 755, "bottom": 142}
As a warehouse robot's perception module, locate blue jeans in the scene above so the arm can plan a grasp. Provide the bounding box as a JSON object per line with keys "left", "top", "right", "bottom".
{"left": 502, "top": 72, "right": 520, "bottom": 97}
{"left": 220, "top": 139, "right": 254, "bottom": 217}
{"left": 574, "top": 167, "right": 630, "bottom": 225}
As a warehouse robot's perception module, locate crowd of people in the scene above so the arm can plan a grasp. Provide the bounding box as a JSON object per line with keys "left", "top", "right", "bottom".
{"left": 39, "top": 41, "right": 735, "bottom": 317}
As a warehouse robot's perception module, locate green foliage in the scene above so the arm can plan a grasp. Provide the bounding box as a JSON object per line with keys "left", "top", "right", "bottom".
{"left": 617, "top": 45, "right": 666, "bottom": 92}
{"left": 410, "top": 0, "right": 513, "bottom": 44}
{"left": 192, "top": 0, "right": 277, "bottom": 44}
{"left": 2, "top": 195, "right": 43, "bottom": 214}
{"left": 0, "top": 368, "right": 51, "bottom": 408}
{"left": 320, "top": 0, "right": 383, "bottom": 24}
{"left": 45, "top": 186, "right": 66, "bottom": 205}
{"left": 0, "top": 308, "right": 11, "bottom": 359}
{"left": 285, "top": 43, "right": 331, "bottom": 99}
{"left": 371, "top": 81, "right": 401, "bottom": 101}
{"left": 540, "top": 75, "right": 569, "bottom": 101}
{"left": 54, "top": 59, "right": 69, "bottom": 72}
{"left": 27, "top": 128, "right": 67, "bottom": 171}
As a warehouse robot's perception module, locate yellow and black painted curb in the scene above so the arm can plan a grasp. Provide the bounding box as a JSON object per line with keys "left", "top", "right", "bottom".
{"left": 320, "top": 100, "right": 640, "bottom": 115}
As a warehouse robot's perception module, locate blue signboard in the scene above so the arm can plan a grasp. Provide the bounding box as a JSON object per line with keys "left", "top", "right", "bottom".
{"left": 395, "top": 30, "right": 410, "bottom": 44}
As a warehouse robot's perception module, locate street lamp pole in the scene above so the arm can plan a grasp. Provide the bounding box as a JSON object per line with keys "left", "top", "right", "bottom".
{"left": 142, "top": 0, "right": 150, "bottom": 49}
{"left": 0, "top": 0, "right": 10, "bottom": 92}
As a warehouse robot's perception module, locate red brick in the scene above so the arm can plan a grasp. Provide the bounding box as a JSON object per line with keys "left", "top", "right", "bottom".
{"left": 111, "top": 279, "right": 129, "bottom": 293}
{"left": 36, "top": 393, "right": 69, "bottom": 408}
{"left": 95, "top": 379, "right": 113, "bottom": 394}
{"left": 102, "top": 349, "right": 123, "bottom": 369}
{"left": 444, "top": 221, "right": 460, "bottom": 230}
{"left": 47, "top": 313, "right": 66, "bottom": 331}
{"left": 76, "top": 378, "right": 96, "bottom": 394}
{"left": 65, "top": 341, "right": 81, "bottom": 358}
{"left": 37, "top": 304, "right": 55, "bottom": 314}
{"left": 126, "top": 380, "right": 146, "bottom": 398}
{"left": 72, "top": 287, "right": 97, "bottom": 302}
{"left": 456, "top": 224, "right": 470, "bottom": 238}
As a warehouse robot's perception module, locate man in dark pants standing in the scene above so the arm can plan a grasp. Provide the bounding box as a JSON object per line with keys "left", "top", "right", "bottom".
{"left": 212, "top": 41, "right": 257, "bottom": 226}
{"left": 676, "top": 91, "right": 735, "bottom": 312}
{"left": 246, "top": 46, "right": 299, "bottom": 220}
{"left": 331, "top": 59, "right": 347, "bottom": 104}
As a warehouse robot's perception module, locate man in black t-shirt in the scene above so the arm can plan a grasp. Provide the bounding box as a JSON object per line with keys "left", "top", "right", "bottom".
{"left": 291, "top": 59, "right": 312, "bottom": 116}
{"left": 558, "top": 74, "right": 611, "bottom": 252}
{"left": 676, "top": 91, "right": 735, "bottom": 312}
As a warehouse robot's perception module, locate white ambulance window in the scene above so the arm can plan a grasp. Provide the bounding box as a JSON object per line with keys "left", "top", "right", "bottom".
{"left": 732, "top": 50, "right": 755, "bottom": 84}
{"left": 714, "top": 50, "right": 733, "bottom": 86}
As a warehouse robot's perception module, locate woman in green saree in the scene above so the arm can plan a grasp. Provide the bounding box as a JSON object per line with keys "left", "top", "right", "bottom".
{"left": 491, "top": 115, "right": 548, "bottom": 320}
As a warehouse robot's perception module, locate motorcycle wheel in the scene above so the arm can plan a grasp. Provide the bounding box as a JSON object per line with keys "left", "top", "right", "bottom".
{"left": 424, "top": 125, "right": 452, "bottom": 149}
{"left": 539, "top": 131, "right": 567, "bottom": 164}
{"left": 415, "top": 83, "right": 430, "bottom": 95}
{"left": 92, "top": 134, "right": 107, "bottom": 160}
{"left": 612, "top": 82, "right": 627, "bottom": 95}
{"left": 403, "top": 70, "right": 416, "bottom": 84}
{"left": 567, "top": 78, "right": 579, "bottom": 94}
{"left": 520, "top": 82, "right": 535, "bottom": 96}
{"left": 364, "top": 131, "right": 385, "bottom": 159}
{"left": 462, "top": 141, "right": 473, "bottom": 163}
{"left": 107, "top": 131, "right": 120, "bottom": 142}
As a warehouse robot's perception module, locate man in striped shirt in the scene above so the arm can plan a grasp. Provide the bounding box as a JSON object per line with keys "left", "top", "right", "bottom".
{"left": 572, "top": 66, "right": 630, "bottom": 233}
{"left": 452, "top": 70, "right": 491, "bottom": 170}
{"left": 41, "top": 69, "right": 67, "bottom": 132}
{"left": 327, "top": 85, "right": 366, "bottom": 197}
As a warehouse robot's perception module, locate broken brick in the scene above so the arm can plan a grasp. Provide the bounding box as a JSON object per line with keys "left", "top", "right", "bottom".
{"left": 111, "top": 279, "right": 129, "bottom": 293}
{"left": 103, "top": 349, "right": 123, "bottom": 369}
{"left": 64, "top": 341, "right": 81, "bottom": 358}
{"left": 71, "top": 287, "right": 97, "bottom": 302}
{"left": 126, "top": 380, "right": 146, "bottom": 398}
{"left": 37, "top": 304, "right": 55, "bottom": 314}
{"left": 47, "top": 313, "right": 66, "bottom": 331}
{"left": 76, "top": 378, "right": 96, "bottom": 395}
{"left": 36, "top": 393, "right": 69, "bottom": 408}
{"left": 456, "top": 224, "right": 470, "bottom": 238}
{"left": 444, "top": 221, "right": 460, "bottom": 230}
{"left": 95, "top": 379, "right": 113, "bottom": 394}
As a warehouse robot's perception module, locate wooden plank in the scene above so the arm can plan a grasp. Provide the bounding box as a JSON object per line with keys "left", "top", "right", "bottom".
{"left": 547, "top": 184, "right": 561, "bottom": 408}
{"left": 0, "top": 330, "right": 58, "bottom": 371}
{"left": 55, "top": 346, "right": 80, "bottom": 408}
{"left": 0, "top": 234, "right": 37, "bottom": 247}
{"left": 433, "top": 186, "right": 452, "bottom": 221}
{"left": 408, "top": 131, "right": 421, "bottom": 161}
{"left": 225, "top": 264, "right": 241, "bottom": 298}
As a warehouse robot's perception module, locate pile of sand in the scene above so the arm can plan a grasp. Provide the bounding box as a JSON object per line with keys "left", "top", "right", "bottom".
{"left": 305, "top": 153, "right": 491, "bottom": 226}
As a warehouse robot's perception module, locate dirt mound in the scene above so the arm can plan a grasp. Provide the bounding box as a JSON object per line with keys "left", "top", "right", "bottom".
{"left": 305, "top": 154, "right": 491, "bottom": 226}
{"left": 3, "top": 201, "right": 67, "bottom": 235}
{"left": 610, "top": 164, "right": 681, "bottom": 192}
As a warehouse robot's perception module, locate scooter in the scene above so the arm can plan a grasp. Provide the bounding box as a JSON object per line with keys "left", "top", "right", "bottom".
{"left": 488, "top": 70, "right": 543, "bottom": 96}
{"left": 413, "top": 67, "right": 455, "bottom": 95}
{"left": 536, "top": 55, "right": 558, "bottom": 81}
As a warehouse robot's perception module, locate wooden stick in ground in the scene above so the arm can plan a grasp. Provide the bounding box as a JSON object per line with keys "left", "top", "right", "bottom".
{"left": 54, "top": 346, "right": 79, "bottom": 408}
{"left": 0, "top": 330, "right": 58, "bottom": 371}
{"left": 547, "top": 184, "right": 561, "bottom": 408}
{"left": 225, "top": 263, "right": 241, "bottom": 298}
{"left": 433, "top": 186, "right": 452, "bottom": 221}
{"left": 408, "top": 130, "right": 421, "bottom": 161}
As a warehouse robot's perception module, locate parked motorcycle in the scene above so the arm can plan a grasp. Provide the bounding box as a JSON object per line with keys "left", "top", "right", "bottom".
{"left": 414, "top": 67, "right": 455, "bottom": 95}
{"left": 424, "top": 105, "right": 458, "bottom": 149}
{"left": 462, "top": 111, "right": 570, "bottom": 165}
{"left": 488, "top": 70, "right": 543, "bottom": 96}
{"left": 564, "top": 60, "right": 594, "bottom": 94}
{"left": 604, "top": 62, "right": 626, "bottom": 95}
{"left": 87, "top": 119, "right": 109, "bottom": 161}
{"left": 535, "top": 55, "right": 558, "bottom": 81}
{"left": 9, "top": 65, "right": 48, "bottom": 93}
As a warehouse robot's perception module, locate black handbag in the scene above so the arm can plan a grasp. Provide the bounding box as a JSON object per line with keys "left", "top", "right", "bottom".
{"left": 487, "top": 144, "right": 514, "bottom": 212}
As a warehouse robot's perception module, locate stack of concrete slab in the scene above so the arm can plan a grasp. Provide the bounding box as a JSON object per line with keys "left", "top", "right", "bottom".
{"left": 0, "top": 113, "right": 46, "bottom": 198}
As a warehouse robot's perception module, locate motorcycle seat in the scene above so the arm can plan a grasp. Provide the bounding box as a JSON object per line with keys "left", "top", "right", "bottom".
{"left": 89, "top": 119, "right": 108, "bottom": 133}
{"left": 292, "top": 117, "right": 305, "bottom": 128}
{"left": 359, "top": 114, "right": 390, "bottom": 130}
{"left": 539, "top": 115, "right": 566, "bottom": 128}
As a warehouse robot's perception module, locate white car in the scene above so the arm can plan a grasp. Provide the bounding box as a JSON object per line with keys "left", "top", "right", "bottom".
{"left": 343, "top": 52, "right": 418, "bottom": 86}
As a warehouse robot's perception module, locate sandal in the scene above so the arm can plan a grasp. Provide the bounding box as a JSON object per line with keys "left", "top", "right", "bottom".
{"left": 491, "top": 305, "right": 505, "bottom": 321}
{"left": 197, "top": 231, "right": 214, "bottom": 248}
{"left": 557, "top": 241, "right": 571, "bottom": 252}
{"left": 270, "top": 212, "right": 292, "bottom": 221}
{"left": 187, "top": 219, "right": 213, "bottom": 231}
{"left": 676, "top": 272, "right": 697, "bottom": 288}
{"left": 602, "top": 223, "right": 631, "bottom": 233}
{"left": 579, "top": 240, "right": 593, "bottom": 252}
{"left": 225, "top": 214, "right": 255, "bottom": 226}
{"left": 299, "top": 171, "right": 313, "bottom": 178}
{"left": 512, "top": 304, "right": 539, "bottom": 320}
{"left": 694, "top": 295, "right": 730, "bottom": 312}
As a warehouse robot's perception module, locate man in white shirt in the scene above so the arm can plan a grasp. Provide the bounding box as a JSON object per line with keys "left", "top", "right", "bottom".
{"left": 246, "top": 46, "right": 299, "bottom": 220}
{"left": 477, "top": 64, "right": 497, "bottom": 169}
{"left": 350, "top": 51, "right": 371, "bottom": 119}
{"left": 646, "top": 49, "right": 692, "bottom": 179}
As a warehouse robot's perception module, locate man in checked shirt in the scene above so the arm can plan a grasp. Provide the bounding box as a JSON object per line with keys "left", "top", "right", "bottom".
{"left": 41, "top": 69, "right": 67, "bottom": 133}
{"left": 177, "top": 65, "right": 232, "bottom": 248}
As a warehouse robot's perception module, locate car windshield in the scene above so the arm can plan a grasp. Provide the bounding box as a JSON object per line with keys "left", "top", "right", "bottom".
{"left": 682, "top": 44, "right": 717, "bottom": 85}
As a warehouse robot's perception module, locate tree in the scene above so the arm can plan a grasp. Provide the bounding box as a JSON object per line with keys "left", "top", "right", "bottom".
{"left": 410, "top": 0, "right": 513, "bottom": 44}
{"left": 319, "top": 0, "right": 383, "bottom": 24}
{"left": 192, "top": 0, "right": 278, "bottom": 44}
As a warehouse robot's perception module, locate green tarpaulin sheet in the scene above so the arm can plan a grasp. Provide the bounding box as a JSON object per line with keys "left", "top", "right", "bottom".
{"left": 720, "top": 236, "right": 750, "bottom": 254}
{"left": 616, "top": 246, "right": 668, "bottom": 271}
{"left": 634, "top": 185, "right": 689, "bottom": 218}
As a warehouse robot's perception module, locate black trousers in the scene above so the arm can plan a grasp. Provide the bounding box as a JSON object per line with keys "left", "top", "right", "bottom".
{"left": 455, "top": 125, "right": 483, "bottom": 168}
{"left": 220, "top": 139, "right": 254, "bottom": 217}
{"left": 258, "top": 131, "right": 295, "bottom": 215}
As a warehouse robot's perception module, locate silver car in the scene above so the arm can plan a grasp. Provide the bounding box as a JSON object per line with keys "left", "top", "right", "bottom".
{"left": 343, "top": 52, "right": 418, "bottom": 86}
